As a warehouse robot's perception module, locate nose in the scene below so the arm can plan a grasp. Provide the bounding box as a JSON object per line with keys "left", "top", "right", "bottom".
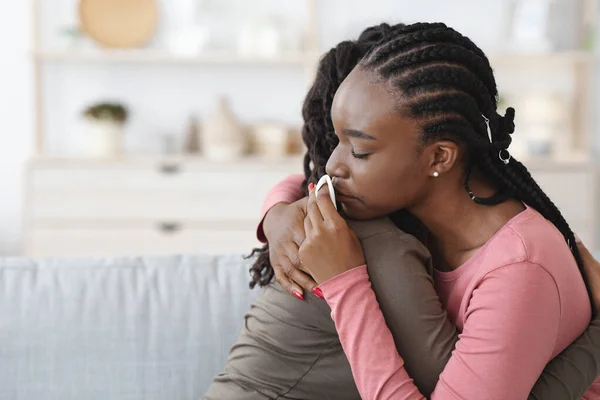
{"left": 325, "top": 146, "right": 349, "bottom": 180}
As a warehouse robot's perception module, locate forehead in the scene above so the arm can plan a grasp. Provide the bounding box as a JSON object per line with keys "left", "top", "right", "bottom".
{"left": 331, "top": 67, "right": 396, "bottom": 129}
{"left": 331, "top": 67, "right": 421, "bottom": 141}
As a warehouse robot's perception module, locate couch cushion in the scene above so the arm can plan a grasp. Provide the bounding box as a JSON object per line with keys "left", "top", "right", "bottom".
{"left": 0, "top": 254, "right": 259, "bottom": 400}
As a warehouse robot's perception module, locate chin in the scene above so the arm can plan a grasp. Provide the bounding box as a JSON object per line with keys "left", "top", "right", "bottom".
{"left": 339, "top": 202, "right": 386, "bottom": 221}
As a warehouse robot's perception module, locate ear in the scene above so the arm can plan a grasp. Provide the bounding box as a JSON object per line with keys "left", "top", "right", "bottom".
{"left": 425, "top": 140, "right": 460, "bottom": 174}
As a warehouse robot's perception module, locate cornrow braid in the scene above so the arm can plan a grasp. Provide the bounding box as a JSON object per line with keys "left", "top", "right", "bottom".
{"left": 248, "top": 22, "right": 405, "bottom": 289}
{"left": 360, "top": 22, "right": 588, "bottom": 290}
{"left": 404, "top": 65, "right": 496, "bottom": 113}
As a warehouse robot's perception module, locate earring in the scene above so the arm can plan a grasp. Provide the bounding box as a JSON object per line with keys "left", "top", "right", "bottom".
{"left": 433, "top": 171, "right": 439, "bottom": 177}
{"left": 499, "top": 149, "right": 511, "bottom": 165}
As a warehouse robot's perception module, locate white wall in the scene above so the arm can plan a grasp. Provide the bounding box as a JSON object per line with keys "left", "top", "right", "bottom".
{"left": 0, "top": 1, "right": 32, "bottom": 255}
{"left": 0, "top": 0, "right": 595, "bottom": 255}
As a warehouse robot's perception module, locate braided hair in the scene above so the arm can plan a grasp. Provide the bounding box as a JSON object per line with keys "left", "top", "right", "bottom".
{"left": 359, "top": 22, "right": 587, "bottom": 284}
{"left": 248, "top": 23, "right": 404, "bottom": 289}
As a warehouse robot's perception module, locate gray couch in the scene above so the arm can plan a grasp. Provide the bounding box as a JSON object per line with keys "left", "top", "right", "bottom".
{"left": 0, "top": 254, "right": 259, "bottom": 400}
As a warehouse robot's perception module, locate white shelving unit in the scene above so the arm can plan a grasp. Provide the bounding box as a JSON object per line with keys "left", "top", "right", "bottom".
{"left": 25, "top": 0, "right": 319, "bottom": 257}
{"left": 30, "top": 2, "right": 598, "bottom": 163}
{"left": 25, "top": 0, "right": 600, "bottom": 256}
{"left": 30, "top": 0, "right": 320, "bottom": 156}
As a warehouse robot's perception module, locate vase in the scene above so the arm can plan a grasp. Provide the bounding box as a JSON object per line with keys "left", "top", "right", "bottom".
{"left": 83, "top": 119, "right": 124, "bottom": 157}
{"left": 251, "top": 123, "right": 289, "bottom": 157}
{"left": 184, "top": 116, "right": 201, "bottom": 154}
{"left": 201, "top": 96, "right": 246, "bottom": 161}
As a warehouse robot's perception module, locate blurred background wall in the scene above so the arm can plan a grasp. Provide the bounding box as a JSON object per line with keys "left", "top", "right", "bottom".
{"left": 0, "top": 1, "right": 32, "bottom": 255}
{"left": 0, "top": 0, "right": 598, "bottom": 256}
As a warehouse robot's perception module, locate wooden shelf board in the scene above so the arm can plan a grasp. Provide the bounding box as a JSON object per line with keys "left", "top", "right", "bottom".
{"left": 34, "top": 49, "right": 312, "bottom": 66}
{"left": 34, "top": 49, "right": 595, "bottom": 66}
{"left": 27, "top": 154, "right": 304, "bottom": 169}
{"left": 26, "top": 153, "right": 596, "bottom": 172}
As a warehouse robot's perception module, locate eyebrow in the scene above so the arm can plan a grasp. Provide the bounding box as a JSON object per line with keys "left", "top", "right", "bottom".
{"left": 341, "top": 128, "right": 376, "bottom": 141}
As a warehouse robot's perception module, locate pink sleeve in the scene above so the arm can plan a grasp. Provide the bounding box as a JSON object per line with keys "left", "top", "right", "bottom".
{"left": 256, "top": 174, "right": 305, "bottom": 242}
{"left": 321, "top": 262, "right": 561, "bottom": 400}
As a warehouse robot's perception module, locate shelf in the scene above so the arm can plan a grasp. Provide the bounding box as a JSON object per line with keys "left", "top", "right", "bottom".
{"left": 34, "top": 49, "right": 594, "bottom": 70}
{"left": 26, "top": 154, "right": 596, "bottom": 172}
{"left": 488, "top": 51, "right": 595, "bottom": 66}
{"left": 27, "top": 154, "right": 304, "bottom": 168}
{"left": 33, "top": 49, "right": 314, "bottom": 66}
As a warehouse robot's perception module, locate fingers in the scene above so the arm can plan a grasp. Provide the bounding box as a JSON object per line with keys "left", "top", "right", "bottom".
{"left": 271, "top": 238, "right": 304, "bottom": 299}
{"left": 273, "top": 263, "right": 305, "bottom": 300}
{"left": 307, "top": 186, "right": 324, "bottom": 227}
{"left": 286, "top": 267, "right": 319, "bottom": 294}
{"left": 315, "top": 184, "right": 341, "bottom": 221}
{"left": 273, "top": 257, "right": 321, "bottom": 300}
{"left": 278, "top": 240, "right": 312, "bottom": 288}
{"left": 272, "top": 239, "right": 321, "bottom": 300}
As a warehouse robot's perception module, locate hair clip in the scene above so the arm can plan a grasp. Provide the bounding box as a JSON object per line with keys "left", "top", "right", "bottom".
{"left": 482, "top": 114, "right": 492, "bottom": 143}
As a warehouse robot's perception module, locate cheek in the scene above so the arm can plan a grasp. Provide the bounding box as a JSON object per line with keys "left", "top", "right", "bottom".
{"left": 361, "top": 162, "right": 422, "bottom": 208}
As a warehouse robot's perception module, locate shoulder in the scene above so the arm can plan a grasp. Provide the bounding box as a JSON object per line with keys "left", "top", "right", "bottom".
{"left": 467, "top": 261, "right": 561, "bottom": 328}
{"left": 477, "top": 207, "right": 573, "bottom": 276}
{"left": 481, "top": 260, "right": 558, "bottom": 290}
{"left": 347, "top": 218, "right": 431, "bottom": 271}
{"left": 507, "top": 208, "right": 573, "bottom": 262}
{"left": 348, "top": 218, "right": 425, "bottom": 249}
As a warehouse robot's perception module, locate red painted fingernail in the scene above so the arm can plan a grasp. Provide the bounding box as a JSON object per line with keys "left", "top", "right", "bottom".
{"left": 293, "top": 291, "right": 304, "bottom": 301}
{"left": 308, "top": 183, "right": 315, "bottom": 191}
{"left": 313, "top": 287, "right": 324, "bottom": 299}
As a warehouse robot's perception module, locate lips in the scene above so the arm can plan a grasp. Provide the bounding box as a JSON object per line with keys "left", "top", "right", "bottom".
{"left": 332, "top": 184, "right": 355, "bottom": 200}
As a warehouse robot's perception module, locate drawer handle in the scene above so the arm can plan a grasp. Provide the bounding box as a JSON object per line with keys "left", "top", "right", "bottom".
{"left": 158, "top": 222, "right": 181, "bottom": 233}
{"left": 159, "top": 163, "right": 180, "bottom": 175}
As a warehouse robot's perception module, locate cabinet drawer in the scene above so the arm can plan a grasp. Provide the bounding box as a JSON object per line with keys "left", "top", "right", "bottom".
{"left": 29, "top": 159, "right": 300, "bottom": 221}
{"left": 28, "top": 225, "right": 262, "bottom": 258}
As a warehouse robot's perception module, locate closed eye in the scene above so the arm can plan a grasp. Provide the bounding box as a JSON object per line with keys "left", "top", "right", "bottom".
{"left": 351, "top": 149, "right": 370, "bottom": 159}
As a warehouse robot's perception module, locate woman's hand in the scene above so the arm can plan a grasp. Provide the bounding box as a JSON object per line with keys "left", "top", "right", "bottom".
{"left": 575, "top": 235, "right": 600, "bottom": 313}
{"left": 263, "top": 197, "right": 320, "bottom": 300}
{"left": 299, "top": 184, "right": 365, "bottom": 285}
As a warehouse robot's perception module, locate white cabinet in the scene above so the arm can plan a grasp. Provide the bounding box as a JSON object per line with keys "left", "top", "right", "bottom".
{"left": 29, "top": 226, "right": 263, "bottom": 257}
{"left": 25, "top": 157, "right": 302, "bottom": 257}
{"left": 24, "top": 157, "right": 598, "bottom": 258}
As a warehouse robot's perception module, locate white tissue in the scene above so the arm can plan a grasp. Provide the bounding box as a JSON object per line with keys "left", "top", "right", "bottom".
{"left": 315, "top": 174, "right": 337, "bottom": 210}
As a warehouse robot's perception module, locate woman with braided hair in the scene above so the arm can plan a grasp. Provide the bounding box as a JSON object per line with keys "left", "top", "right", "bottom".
{"left": 255, "top": 24, "right": 598, "bottom": 399}
{"left": 253, "top": 22, "right": 600, "bottom": 399}
{"left": 206, "top": 23, "right": 600, "bottom": 400}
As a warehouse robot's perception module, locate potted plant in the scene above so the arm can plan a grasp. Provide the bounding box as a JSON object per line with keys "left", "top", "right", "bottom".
{"left": 82, "top": 102, "right": 128, "bottom": 157}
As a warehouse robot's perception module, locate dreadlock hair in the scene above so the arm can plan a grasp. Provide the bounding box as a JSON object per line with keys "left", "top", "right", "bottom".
{"left": 358, "top": 22, "right": 588, "bottom": 289}
{"left": 248, "top": 22, "right": 404, "bottom": 289}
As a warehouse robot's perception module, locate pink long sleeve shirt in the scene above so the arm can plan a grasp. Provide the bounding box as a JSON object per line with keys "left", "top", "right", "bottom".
{"left": 259, "top": 175, "right": 600, "bottom": 399}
